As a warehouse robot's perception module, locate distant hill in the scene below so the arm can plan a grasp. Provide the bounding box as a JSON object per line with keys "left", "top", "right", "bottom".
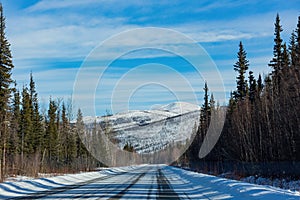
{"left": 82, "top": 102, "right": 200, "bottom": 153}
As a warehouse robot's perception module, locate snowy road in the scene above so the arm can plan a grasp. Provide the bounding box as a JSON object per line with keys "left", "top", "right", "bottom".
{"left": 1, "top": 165, "right": 300, "bottom": 199}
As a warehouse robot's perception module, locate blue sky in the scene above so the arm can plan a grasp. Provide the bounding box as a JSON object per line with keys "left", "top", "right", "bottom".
{"left": 2, "top": 0, "right": 300, "bottom": 116}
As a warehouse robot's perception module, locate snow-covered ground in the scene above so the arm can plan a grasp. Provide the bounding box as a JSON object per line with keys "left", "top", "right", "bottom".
{"left": 0, "top": 166, "right": 139, "bottom": 199}
{"left": 82, "top": 102, "right": 200, "bottom": 153}
{"left": 169, "top": 166, "right": 300, "bottom": 199}
{"left": 241, "top": 176, "right": 300, "bottom": 192}
{"left": 0, "top": 165, "right": 299, "bottom": 199}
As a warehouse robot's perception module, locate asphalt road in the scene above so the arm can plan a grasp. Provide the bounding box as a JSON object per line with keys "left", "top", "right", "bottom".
{"left": 14, "top": 165, "right": 181, "bottom": 199}
{"left": 11, "top": 165, "right": 300, "bottom": 200}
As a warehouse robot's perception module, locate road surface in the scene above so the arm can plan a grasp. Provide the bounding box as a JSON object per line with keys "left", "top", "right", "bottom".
{"left": 7, "top": 165, "right": 300, "bottom": 199}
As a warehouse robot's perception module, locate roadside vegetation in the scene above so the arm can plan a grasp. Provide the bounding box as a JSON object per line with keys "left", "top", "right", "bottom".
{"left": 181, "top": 14, "right": 300, "bottom": 179}
{"left": 0, "top": 4, "right": 100, "bottom": 181}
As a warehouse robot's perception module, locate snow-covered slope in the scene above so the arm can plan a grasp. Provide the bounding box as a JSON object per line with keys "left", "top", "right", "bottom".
{"left": 82, "top": 102, "right": 200, "bottom": 153}
{"left": 151, "top": 101, "right": 200, "bottom": 114}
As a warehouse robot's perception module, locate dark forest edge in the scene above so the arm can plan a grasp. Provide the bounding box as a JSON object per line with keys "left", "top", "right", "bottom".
{"left": 0, "top": 4, "right": 100, "bottom": 182}
{"left": 175, "top": 14, "right": 300, "bottom": 179}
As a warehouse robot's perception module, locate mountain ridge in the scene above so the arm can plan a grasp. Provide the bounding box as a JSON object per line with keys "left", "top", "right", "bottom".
{"left": 81, "top": 102, "right": 200, "bottom": 153}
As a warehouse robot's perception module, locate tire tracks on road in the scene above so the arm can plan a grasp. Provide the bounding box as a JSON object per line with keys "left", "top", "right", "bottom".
{"left": 156, "top": 168, "right": 180, "bottom": 199}
{"left": 108, "top": 172, "right": 147, "bottom": 199}
{"left": 10, "top": 171, "right": 128, "bottom": 199}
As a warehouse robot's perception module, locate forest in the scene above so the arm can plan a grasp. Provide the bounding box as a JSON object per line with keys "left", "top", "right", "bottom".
{"left": 0, "top": 4, "right": 100, "bottom": 182}
{"left": 183, "top": 14, "right": 300, "bottom": 177}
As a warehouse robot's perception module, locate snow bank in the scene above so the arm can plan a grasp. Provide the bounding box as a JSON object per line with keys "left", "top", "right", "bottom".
{"left": 1, "top": 165, "right": 299, "bottom": 199}
{"left": 169, "top": 166, "right": 300, "bottom": 199}
{"left": 0, "top": 166, "right": 139, "bottom": 199}
{"left": 241, "top": 176, "right": 300, "bottom": 192}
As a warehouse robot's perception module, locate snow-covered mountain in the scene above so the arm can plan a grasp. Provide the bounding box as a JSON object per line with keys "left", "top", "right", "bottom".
{"left": 82, "top": 102, "right": 200, "bottom": 153}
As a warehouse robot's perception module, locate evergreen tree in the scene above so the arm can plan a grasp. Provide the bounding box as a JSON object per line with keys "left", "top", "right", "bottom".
{"left": 9, "top": 84, "right": 20, "bottom": 153}
{"left": 289, "top": 31, "right": 297, "bottom": 68}
{"left": 7, "top": 84, "right": 20, "bottom": 169}
{"left": 248, "top": 71, "right": 257, "bottom": 103}
{"left": 228, "top": 91, "right": 237, "bottom": 113}
{"left": 55, "top": 98, "right": 62, "bottom": 162}
{"left": 0, "top": 3, "right": 14, "bottom": 118}
{"left": 61, "top": 102, "right": 75, "bottom": 165}
{"left": 209, "top": 93, "right": 215, "bottom": 111}
{"left": 29, "top": 73, "right": 35, "bottom": 101}
{"left": 269, "top": 14, "right": 283, "bottom": 85}
{"left": 0, "top": 3, "right": 14, "bottom": 181}
{"left": 199, "top": 82, "right": 210, "bottom": 136}
{"left": 20, "top": 86, "right": 33, "bottom": 155}
{"left": 75, "top": 109, "right": 86, "bottom": 158}
{"left": 282, "top": 43, "right": 290, "bottom": 71}
{"left": 11, "top": 84, "right": 20, "bottom": 134}
{"left": 234, "top": 41, "right": 249, "bottom": 100}
{"left": 257, "top": 74, "right": 263, "bottom": 94}
{"left": 29, "top": 73, "right": 43, "bottom": 151}
{"left": 264, "top": 75, "right": 272, "bottom": 92}
{"left": 45, "top": 99, "right": 58, "bottom": 163}
{"left": 296, "top": 16, "right": 300, "bottom": 67}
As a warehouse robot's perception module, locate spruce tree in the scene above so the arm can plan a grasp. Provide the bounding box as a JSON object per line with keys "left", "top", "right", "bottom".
{"left": 289, "top": 31, "right": 297, "bottom": 68}
{"left": 20, "top": 86, "right": 33, "bottom": 155}
{"left": 234, "top": 41, "right": 249, "bottom": 100}
{"left": 257, "top": 74, "right": 263, "bottom": 94}
{"left": 282, "top": 43, "right": 290, "bottom": 75}
{"left": 209, "top": 93, "right": 215, "bottom": 111}
{"left": 0, "top": 3, "right": 14, "bottom": 181}
{"left": 12, "top": 84, "right": 20, "bottom": 133}
{"left": 7, "top": 84, "right": 20, "bottom": 169}
{"left": 228, "top": 91, "right": 236, "bottom": 113}
{"left": 269, "top": 14, "right": 283, "bottom": 85}
{"left": 29, "top": 73, "right": 43, "bottom": 151}
{"left": 199, "top": 82, "right": 210, "bottom": 136}
{"left": 296, "top": 16, "right": 300, "bottom": 67}
{"left": 75, "top": 109, "right": 86, "bottom": 158}
{"left": 45, "top": 99, "right": 58, "bottom": 164}
{"left": 248, "top": 71, "right": 257, "bottom": 103}
{"left": 61, "top": 102, "right": 75, "bottom": 165}
{"left": 0, "top": 3, "right": 14, "bottom": 117}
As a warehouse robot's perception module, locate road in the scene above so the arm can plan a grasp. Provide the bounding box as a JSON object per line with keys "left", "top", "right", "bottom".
{"left": 10, "top": 165, "right": 300, "bottom": 199}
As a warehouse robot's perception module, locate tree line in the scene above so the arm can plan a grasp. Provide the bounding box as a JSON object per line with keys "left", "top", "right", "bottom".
{"left": 0, "top": 4, "right": 99, "bottom": 182}
{"left": 182, "top": 14, "right": 300, "bottom": 174}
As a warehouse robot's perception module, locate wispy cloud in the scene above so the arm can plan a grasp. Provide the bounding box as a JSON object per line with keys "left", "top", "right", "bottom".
{"left": 26, "top": 0, "right": 174, "bottom": 13}
{"left": 4, "top": 0, "right": 299, "bottom": 114}
{"left": 8, "top": 5, "right": 298, "bottom": 62}
{"left": 27, "top": 0, "right": 105, "bottom": 12}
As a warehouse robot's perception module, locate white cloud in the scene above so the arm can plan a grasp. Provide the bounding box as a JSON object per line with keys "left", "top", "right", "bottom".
{"left": 6, "top": 1, "right": 299, "bottom": 115}
{"left": 27, "top": 0, "right": 104, "bottom": 12}
{"left": 173, "top": 9, "right": 299, "bottom": 43}
{"left": 27, "top": 0, "right": 174, "bottom": 12}
{"left": 7, "top": 1, "right": 299, "bottom": 62}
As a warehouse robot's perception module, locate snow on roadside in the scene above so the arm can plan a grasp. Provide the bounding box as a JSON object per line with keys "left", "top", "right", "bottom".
{"left": 1, "top": 165, "right": 299, "bottom": 199}
{"left": 169, "top": 166, "right": 300, "bottom": 199}
{"left": 182, "top": 166, "right": 300, "bottom": 193}
{"left": 0, "top": 171, "right": 100, "bottom": 198}
{"left": 241, "top": 176, "right": 300, "bottom": 192}
{"left": 5, "top": 175, "right": 34, "bottom": 182}
{"left": 0, "top": 166, "right": 139, "bottom": 199}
